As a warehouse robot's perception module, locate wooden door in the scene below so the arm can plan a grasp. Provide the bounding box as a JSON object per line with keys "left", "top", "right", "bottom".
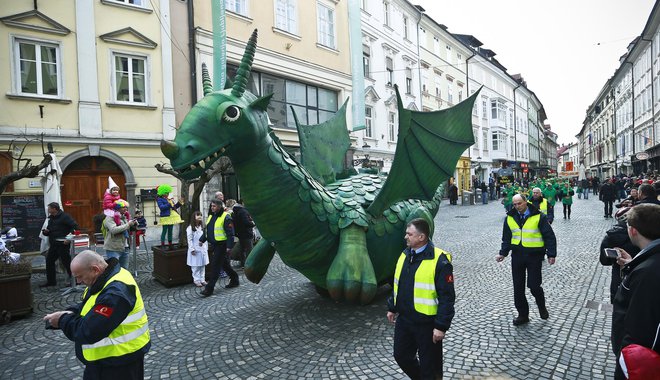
{"left": 60, "top": 157, "right": 125, "bottom": 235}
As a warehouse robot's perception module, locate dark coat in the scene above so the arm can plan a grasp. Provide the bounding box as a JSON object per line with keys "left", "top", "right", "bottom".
{"left": 599, "top": 223, "right": 640, "bottom": 302}
{"left": 499, "top": 204, "right": 557, "bottom": 257}
{"left": 232, "top": 204, "right": 255, "bottom": 239}
{"left": 44, "top": 210, "right": 78, "bottom": 244}
{"left": 600, "top": 182, "right": 616, "bottom": 201}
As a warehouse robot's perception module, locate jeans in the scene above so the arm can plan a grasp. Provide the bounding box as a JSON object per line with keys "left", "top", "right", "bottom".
{"left": 106, "top": 249, "right": 129, "bottom": 269}
{"left": 583, "top": 188, "right": 589, "bottom": 199}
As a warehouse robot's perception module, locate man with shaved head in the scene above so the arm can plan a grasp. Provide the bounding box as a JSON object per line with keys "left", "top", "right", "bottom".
{"left": 496, "top": 194, "right": 557, "bottom": 326}
{"left": 44, "top": 251, "right": 150, "bottom": 379}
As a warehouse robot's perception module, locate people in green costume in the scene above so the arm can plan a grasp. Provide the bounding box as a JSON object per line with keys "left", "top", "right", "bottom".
{"left": 559, "top": 184, "right": 574, "bottom": 219}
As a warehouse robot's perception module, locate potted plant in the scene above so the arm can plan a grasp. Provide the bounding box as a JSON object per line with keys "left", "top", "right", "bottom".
{"left": 0, "top": 252, "right": 33, "bottom": 323}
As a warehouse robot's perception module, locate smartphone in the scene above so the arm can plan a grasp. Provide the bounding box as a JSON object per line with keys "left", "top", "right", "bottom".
{"left": 604, "top": 248, "right": 619, "bottom": 259}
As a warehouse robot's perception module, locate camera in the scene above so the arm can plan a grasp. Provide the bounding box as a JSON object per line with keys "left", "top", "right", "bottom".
{"left": 604, "top": 248, "right": 619, "bottom": 259}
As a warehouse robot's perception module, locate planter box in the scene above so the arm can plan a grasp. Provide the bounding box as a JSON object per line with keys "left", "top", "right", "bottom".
{"left": 0, "top": 272, "right": 33, "bottom": 320}
{"left": 152, "top": 245, "right": 215, "bottom": 287}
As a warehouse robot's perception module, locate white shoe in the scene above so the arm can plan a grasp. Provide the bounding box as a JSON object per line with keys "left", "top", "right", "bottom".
{"left": 194, "top": 281, "right": 203, "bottom": 287}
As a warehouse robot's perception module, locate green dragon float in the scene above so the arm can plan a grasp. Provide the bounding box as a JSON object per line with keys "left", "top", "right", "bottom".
{"left": 161, "top": 30, "right": 477, "bottom": 304}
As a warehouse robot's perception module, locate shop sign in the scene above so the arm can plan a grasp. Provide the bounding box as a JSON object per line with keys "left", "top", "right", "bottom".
{"left": 636, "top": 152, "right": 649, "bottom": 160}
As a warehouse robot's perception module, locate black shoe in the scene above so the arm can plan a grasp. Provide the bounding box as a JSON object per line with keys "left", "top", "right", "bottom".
{"left": 225, "top": 282, "right": 239, "bottom": 289}
{"left": 200, "top": 289, "right": 213, "bottom": 297}
{"left": 39, "top": 282, "right": 56, "bottom": 288}
{"left": 512, "top": 316, "right": 530, "bottom": 326}
{"left": 539, "top": 306, "right": 549, "bottom": 320}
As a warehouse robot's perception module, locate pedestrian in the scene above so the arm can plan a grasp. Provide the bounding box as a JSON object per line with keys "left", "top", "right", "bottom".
{"left": 186, "top": 211, "right": 209, "bottom": 287}
{"left": 156, "top": 184, "right": 184, "bottom": 247}
{"left": 386, "top": 218, "right": 455, "bottom": 379}
{"left": 40, "top": 202, "right": 78, "bottom": 288}
{"left": 103, "top": 200, "right": 137, "bottom": 269}
{"left": 480, "top": 181, "right": 488, "bottom": 204}
{"left": 133, "top": 210, "right": 147, "bottom": 249}
{"left": 529, "top": 187, "right": 553, "bottom": 224}
{"left": 600, "top": 178, "right": 616, "bottom": 218}
{"left": 232, "top": 199, "right": 256, "bottom": 268}
{"left": 200, "top": 200, "right": 239, "bottom": 297}
{"left": 44, "top": 250, "right": 150, "bottom": 379}
{"left": 611, "top": 204, "right": 660, "bottom": 379}
{"left": 559, "top": 183, "right": 574, "bottom": 220}
{"left": 448, "top": 180, "right": 458, "bottom": 205}
{"left": 598, "top": 207, "right": 639, "bottom": 303}
{"left": 581, "top": 178, "right": 590, "bottom": 199}
{"left": 496, "top": 194, "right": 557, "bottom": 326}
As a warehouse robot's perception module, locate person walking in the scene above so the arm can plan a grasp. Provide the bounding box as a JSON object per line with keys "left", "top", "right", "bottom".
{"left": 186, "top": 211, "right": 209, "bottom": 287}
{"left": 386, "top": 218, "right": 455, "bottom": 379}
{"left": 200, "top": 200, "right": 239, "bottom": 297}
{"left": 581, "top": 178, "right": 590, "bottom": 200}
{"left": 496, "top": 194, "right": 557, "bottom": 326}
{"left": 529, "top": 187, "right": 553, "bottom": 224}
{"left": 232, "top": 200, "right": 256, "bottom": 268}
{"left": 40, "top": 202, "right": 78, "bottom": 288}
{"left": 611, "top": 204, "right": 660, "bottom": 379}
{"left": 559, "top": 184, "right": 574, "bottom": 220}
{"left": 448, "top": 181, "right": 458, "bottom": 206}
{"left": 600, "top": 178, "right": 616, "bottom": 218}
{"left": 44, "top": 250, "right": 150, "bottom": 379}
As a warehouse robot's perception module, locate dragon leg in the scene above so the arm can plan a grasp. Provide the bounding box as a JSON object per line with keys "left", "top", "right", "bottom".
{"left": 326, "top": 224, "right": 377, "bottom": 305}
{"left": 244, "top": 238, "right": 276, "bottom": 284}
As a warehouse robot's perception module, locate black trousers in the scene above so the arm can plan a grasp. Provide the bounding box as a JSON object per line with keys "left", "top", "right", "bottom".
{"left": 237, "top": 237, "right": 254, "bottom": 266}
{"left": 603, "top": 201, "right": 613, "bottom": 217}
{"left": 393, "top": 317, "right": 443, "bottom": 380}
{"left": 204, "top": 241, "right": 239, "bottom": 293}
{"left": 83, "top": 356, "right": 144, "bottom": 380}
{"left": 46, "top": 241, "right": 71, "bottom": 284}
{"left": 511, "top": 252, "right": 545, "bottom": 317}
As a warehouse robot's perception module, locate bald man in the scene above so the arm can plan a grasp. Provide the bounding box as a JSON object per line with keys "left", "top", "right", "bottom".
{"left": 496, "top": 194, "right": 557, "bottom": 326}
{"left": 44, "top": 251, "right": 150, "bottom": 379}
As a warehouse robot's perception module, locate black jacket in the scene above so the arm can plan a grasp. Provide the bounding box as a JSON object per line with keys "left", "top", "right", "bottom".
{"left": 232, "top": 204, "right": 255, "bottom": 239}
{"left": 599, "top": 223, "right": 640, "bottom": 302}
{"left": 387, "top": 242, "right": 455, "bottom": 332}
{"left": 611, "top": 240, "right": 660, "bottom": 358}
{"left": 600, "top": 183, "right": 616, "bottom": 201}
{"left": 499, "top": 204, "right": 557, "bottom": 257}
{"left": 44, "top": 210, "right": 78, "bottom": 244}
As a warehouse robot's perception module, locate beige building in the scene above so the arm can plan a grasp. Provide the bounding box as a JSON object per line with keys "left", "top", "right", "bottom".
{"left": 0, "top": 0, "right": 176, "bottom": 237}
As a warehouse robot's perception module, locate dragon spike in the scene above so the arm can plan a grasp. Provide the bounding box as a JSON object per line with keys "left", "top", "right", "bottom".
{"left": 201, "top": 63, "right": 213, "bottom": 96}
{"left": 231, "top": 29, "right": 258, "bottom": 98}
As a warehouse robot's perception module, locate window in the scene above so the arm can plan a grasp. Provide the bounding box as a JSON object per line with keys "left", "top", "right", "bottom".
{"left": 113, "top": 53, "right": 147, "bottom": 103}
{"left": 110, "top": 0, "right": 144, "bottom": 5}
{"left": 447, "top": 85, "right": 453, "bottom": 104}
{"left": 482, "top": 100, "right": 487, "bottom": 117}
{"left": 384, "top": 2, "right": 390, "bottom": 26}
{"left": 492, "top": 131, "right": 506, "bottom": 151}
{"left": 226, "top": 0, "right": 248, "bottom": 16}
{"left": 365, "top": 106, "right": 373, "bottom": 137}
{"left": 388, "top": 112, "right": 396, "bottom": 141}
{"left": 433, "top": 37, "right": 440, "bottom": 56}
{"left": 446, "top": 45, "right": 451, "bottom": 62}
{"left": 361, "top": 0, "right": 366, "bottom": 10}
{"left": 458, "top": 90, "right": 463, "bottom": 102}
{"left": 403, "top": 16, "right": 409, "bottom": 39}
{"left": 14, "top": 38, "right": 61, "bottom": 97}
{"left": 363, "top": 44, "right": 371, "bottom": 78}
{"left": 275, "top": 0, "right": 297, "bottom": 34}
{"left": 386, "top": 57, "right": 393, "bottom": 86}
{"left": 317, "top": 3, "right": 336, "bottom": 49}
{"left": 405, "top": 68, "right": 412, "bottom": 94}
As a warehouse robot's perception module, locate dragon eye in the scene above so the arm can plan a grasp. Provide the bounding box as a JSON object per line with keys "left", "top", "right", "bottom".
{"left": 223, "top": 106, "right": 241, "bottom": 122}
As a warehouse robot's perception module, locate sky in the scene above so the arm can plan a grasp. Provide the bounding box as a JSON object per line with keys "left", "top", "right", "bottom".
{"left": 414, "top": 0, "right": 656, "bottom": 145}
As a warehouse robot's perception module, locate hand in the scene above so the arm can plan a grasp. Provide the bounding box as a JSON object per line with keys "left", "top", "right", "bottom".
{"left": 616, "top": 248, "right": 632, "bottom": 267}
{"left": 386, "top": 311, "right": 397, "bottom": 324}
{"left": 547, "top": 257, "right": 556, "bottom": 265}
{"left": 63, "top": 240, "right": 71, "bottom": 245}
{"left": 495, "top": 255, "right": 505, "bottom": 262}
{"left": 43, "top": 311, "right": 73, "bottom": 329}
{"left": 432, "top": 329, "right": 445, "bottom": 343}
{"left": 191, "top": 251, "right": 196, "bottom": 256}
{"left": 179, "top": 197, "right": 185, "bottom": 204}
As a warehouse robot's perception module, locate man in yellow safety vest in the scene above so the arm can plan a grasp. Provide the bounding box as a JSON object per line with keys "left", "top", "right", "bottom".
{"left": 44, "top": 250, "right": 150, "bottom": 379}
{"left": 496, "top": 194, "right": 557, "bottom": 326}
{"left": 386, "top": 218, "right": 455, "bottom": 379}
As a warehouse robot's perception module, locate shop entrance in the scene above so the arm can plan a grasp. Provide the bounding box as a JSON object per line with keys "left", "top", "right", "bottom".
{"left": 61, "top": 157, "right": 125, "bottom": 235}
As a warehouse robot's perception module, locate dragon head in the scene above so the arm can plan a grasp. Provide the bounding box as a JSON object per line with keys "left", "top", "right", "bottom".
{"left": 161, "top": 29, "right": 272, "bottom": 180}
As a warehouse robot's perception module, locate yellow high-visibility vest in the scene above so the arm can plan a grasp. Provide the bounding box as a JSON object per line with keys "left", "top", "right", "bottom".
{"left": 393, "top": 247, "right": 452, "bottom": 316}
{"left": 80, "top": 268, "right": 149, "bottom": 361}
{"left": 529, "top": 198, "right": 548, "bottom": 214}
{"left": 507, "top": 213, "right": 544, "bottom": 248}
{"left": 205, "top": 212, "right": 228, "bottom": 241}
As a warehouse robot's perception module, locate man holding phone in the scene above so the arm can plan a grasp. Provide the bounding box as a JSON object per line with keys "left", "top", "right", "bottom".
{"left": 598, "top": 208, "right": 640, "bottom": 302}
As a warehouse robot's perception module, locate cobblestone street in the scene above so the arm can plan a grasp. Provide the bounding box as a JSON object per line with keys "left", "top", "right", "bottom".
{"left": 0, "top": 194, "right": 619, "bottom": 379}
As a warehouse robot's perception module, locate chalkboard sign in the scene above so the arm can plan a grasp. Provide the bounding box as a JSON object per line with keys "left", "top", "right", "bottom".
{"left": 1, "top": 194, "right": 45, "bottom": 253}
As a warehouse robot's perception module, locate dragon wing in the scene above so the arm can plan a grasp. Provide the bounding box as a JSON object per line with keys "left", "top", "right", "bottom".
{"left": 367, "top": 85, "right": 479, "bottom": 217}
{"left": 293, "top": 99, "right": 351, "bottom": 185}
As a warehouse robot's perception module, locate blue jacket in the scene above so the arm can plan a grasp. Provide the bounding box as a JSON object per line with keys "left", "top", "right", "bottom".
{"left": 387, "top": 242, "right": 455, "bottom": 332}
{"left": 157, "top": 197, "right": 181, "bottom": 217}
{"left": 500, "top": 203, "right": 557, "bottom": 257}
{"left": 59, "top": 259, "right": 150, "bottom": 366}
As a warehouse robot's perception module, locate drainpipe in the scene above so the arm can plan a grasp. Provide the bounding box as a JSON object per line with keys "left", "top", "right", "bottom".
{"left": 415, "top": 6, "right": 424, "bottom": 111}
{"left": 513, "top": 83, "right": 522, "bottom": 177}
{"left": 612, "top": 87, "right": 618, "bottom": 175}
{"left": 641, "top": 38, "right": 655, "bottom": 152}
{"left": 187, "top": 0, "right": 197, "bottom": 105}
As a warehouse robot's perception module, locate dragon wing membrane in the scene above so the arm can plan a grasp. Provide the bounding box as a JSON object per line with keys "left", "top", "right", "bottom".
{"left": 367, "top": 85, "right": 480, "bottom": 217}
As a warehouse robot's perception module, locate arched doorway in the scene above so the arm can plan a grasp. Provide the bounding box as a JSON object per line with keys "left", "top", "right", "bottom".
{"left": 61, "top": 157, "right": 126, "bottom": 234}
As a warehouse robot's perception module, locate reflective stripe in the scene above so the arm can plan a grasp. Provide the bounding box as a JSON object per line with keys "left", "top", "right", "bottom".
{"left": 82, "top": 323, "right": 150, "bottom": 350}
{"left": 414, "top": 282, "right": 435, "bottom": 291}
{"left": 122, "top": 308, "right": 146, "bottom": 324}
{"left": 507, "top": 214, "right": 545, "bottom": 248}
{"left": 522, "top": 229, "right": 539, "bottom": 233}
{"left": 414, "top": 297, "right": 439, "bottom": 306}
{"left": 524, "top": 238, "right": 544, "bottom": 242}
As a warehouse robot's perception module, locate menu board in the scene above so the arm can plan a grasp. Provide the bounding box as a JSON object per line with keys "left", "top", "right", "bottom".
{"left": 1, "top": 194, "right": 45, "bottom": 253}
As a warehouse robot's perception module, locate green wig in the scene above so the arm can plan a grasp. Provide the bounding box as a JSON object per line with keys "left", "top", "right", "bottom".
{"left": 157, "top": 184, "right": 173, "bottom": 197}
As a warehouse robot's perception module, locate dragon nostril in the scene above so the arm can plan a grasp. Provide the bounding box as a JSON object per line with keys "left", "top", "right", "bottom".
{"left": 160, "top": 140, "right": 179, "bottom": 158}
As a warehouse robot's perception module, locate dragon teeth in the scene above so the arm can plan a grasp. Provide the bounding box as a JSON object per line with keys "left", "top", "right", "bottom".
{"left": 220, "top": 147, "right": 225, "bottom": 153}
{"left": 205, "top": 156, "right": 211, "bottom": 163}
{"left": 190, "top": 164, "right": 195, "bottom": 170}
{"left": 198, "top": 160, "right": 205, "bottom": 169}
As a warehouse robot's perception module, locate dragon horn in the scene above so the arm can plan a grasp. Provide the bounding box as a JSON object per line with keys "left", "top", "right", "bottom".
{"left": 231, "top": 29, "right": 258, "bottom": 98}
{"left": 201, "top": 63, "right": 213, "bottom": 96}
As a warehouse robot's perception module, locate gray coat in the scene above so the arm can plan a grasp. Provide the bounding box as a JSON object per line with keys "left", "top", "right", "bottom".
{"left": 103, "top": 215, "right": 131, "bottom": 252}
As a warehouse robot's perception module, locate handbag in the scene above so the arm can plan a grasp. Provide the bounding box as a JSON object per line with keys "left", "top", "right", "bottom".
{"left": 620, "top": 344, "right": 660, "bottom": 379}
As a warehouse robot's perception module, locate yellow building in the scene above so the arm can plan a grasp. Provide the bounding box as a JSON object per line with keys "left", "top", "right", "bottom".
{"left": 0, "top": 0, "right": 176, "bottom": 236}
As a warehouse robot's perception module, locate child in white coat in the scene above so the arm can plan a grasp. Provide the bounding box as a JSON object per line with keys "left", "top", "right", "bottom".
{"left": 186, "top": 211, "right": 209, "bottom": 287}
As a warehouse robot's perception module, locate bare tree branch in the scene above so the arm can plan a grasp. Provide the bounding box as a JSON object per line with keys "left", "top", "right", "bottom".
{"left": 0, "top": 134, "right": 52, "bottom": 194}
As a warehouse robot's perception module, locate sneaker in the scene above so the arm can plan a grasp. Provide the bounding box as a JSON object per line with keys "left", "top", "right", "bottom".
{"left": 512, "top": 315, "right": 530, "bottom": 326}
{"left": 219, "top": 271, "right": 228, "bottom": 279}
{"left": 225, "top": 282, "right": 239, "bottom": 289}
{"left": 539, "top": 306, "right": 549, "bottom": 320}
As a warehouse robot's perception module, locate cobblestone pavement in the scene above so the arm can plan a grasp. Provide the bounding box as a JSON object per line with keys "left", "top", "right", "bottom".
{"left": 0, "top": 194, "right": 619, "bottom": 379}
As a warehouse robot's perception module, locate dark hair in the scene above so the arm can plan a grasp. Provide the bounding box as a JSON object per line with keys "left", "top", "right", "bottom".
{"left": 47, "top": 202, "right": 61, "bottom": 211}
{"left": 626, "top": 204, "right": 660, "bottom": 240}
{"left": 638, "top": 184, "right": 657, "bottom": 200}
{"left": 407, "top": 218, "right": 430, "bottom": 242}
{"left": 189, "top": 210, "right": 203, "bottom": 228}
{"left": 211, "top": 199, "right": 224, "bottom": 208}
